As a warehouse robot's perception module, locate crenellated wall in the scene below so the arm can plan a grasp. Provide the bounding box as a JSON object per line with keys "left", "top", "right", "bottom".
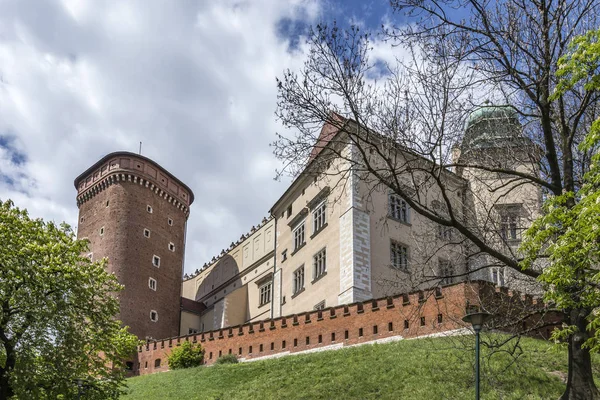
{"left": 135, "top": 282, "right": 477, "bottom": 374}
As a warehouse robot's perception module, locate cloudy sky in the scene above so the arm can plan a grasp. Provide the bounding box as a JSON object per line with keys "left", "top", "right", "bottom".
{"left": 0, "top": 0, "right": 399, "bottom": 274}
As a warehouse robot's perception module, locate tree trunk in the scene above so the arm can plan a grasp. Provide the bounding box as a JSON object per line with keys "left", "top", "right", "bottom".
{"left": 561, "top": 308, "right": 599, "bottom": 400}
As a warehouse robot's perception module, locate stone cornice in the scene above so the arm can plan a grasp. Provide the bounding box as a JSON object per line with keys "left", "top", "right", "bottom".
{"left": 76, "top": 171, "right": 190, "bottom": 217}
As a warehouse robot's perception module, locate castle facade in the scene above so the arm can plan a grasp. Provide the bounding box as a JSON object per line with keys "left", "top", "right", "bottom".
{"left": 75, "top": 107, "right": 541, "bottom": 341}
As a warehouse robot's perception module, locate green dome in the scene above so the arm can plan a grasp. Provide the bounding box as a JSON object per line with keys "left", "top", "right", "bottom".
{"left": 462, "top": 105, "right": 523, "bottom": 150}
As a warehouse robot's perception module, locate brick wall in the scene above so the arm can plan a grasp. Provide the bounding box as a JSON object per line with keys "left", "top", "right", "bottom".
{"left": 135, "top": 281, "right": 480, "bottom": 375}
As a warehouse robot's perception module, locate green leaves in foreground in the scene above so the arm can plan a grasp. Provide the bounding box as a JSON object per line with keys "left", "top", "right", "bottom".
{"left": 0, "top": 199, "right": 138, "bottom": 399}
{"left": 521, "top": 28, "right": 600, "bottom": 349}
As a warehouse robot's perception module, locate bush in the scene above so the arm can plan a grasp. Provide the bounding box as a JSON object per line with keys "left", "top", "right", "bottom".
{"left": 215, "top": 354, "right": 239, "bottom": 365}
{"left": 167, "top": 341, "right": 204, "bottom": 369}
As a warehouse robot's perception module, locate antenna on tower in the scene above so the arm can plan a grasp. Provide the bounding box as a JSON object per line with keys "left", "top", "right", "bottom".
{"left": 139, "top": 142, "right": 142, "bottom": 155}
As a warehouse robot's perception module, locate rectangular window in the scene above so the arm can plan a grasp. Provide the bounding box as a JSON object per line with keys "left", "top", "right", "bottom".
{"left": 439, "top": 259, "right": 454, "bottom": 285}
{"left": 149, "top": 278, "right": 157, "bottom": 291}
{"left": 168, "top": 217, "right": 173, "bottom": 226}
{"left": 491, "top": 267, "right": 506, "bottom": 286}
{"left": 313, "top": 248, "right": 326, "bottom": 279}
{"left": 389, "top": 193, "right": 409, "bottom": 223}
{"left": 99, "top": 226, "right": 105, "bottom": 236}
{"left": 312, "top": 201, "right": 326, "bottom": 233}
{"left": 500, "top": 214, "right": 519, "bottom": 241}
{"left": 147, "top": 205, "right": 153, "bottom": 214}
{"left": 168, "top": 242, "right": 175, "bottom": 252}
{"left": 390, "top": 242, "right": 408, "bottom": 271}
{"left": 293, "top": 222, "right": 305, "bottom": 251}
{"left": 259, "top": 282, "right": 272, "bottom": 306}
{"left": 144, "top": 229, "right": 151, "bottom": 238}
{"left": 293, "top": 266, "right": 304, "bottom": 295}
{"left": 150, "top": 310, "right": 158, "bottom": 322}
{"left": 281, "top": 249, "right": 287, "bottom": 262}
{"left": 152, "top": 255, "right": 160, "bottom": 268}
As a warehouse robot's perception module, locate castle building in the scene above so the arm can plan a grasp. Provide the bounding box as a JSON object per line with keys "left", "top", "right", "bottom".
{"left": 75, "top": 106, "right": 542, "bottom": 340}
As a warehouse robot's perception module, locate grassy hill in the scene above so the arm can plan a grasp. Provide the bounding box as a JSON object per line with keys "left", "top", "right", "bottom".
{"left": 122, "top": 334, "right": 599, "bottom": 400}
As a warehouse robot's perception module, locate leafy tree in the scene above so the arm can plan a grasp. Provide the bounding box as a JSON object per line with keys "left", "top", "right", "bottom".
{"left": 167, "top": 341, "right": 204, "bottom": 370}
{"left": 274, "top": 0, "right": 600, "bottom": 397}
{"left": 0, "top": 200, "right": 138, "bottom": 400}
{"left": 522, "top": 28, "right": 600, "bottom": 397}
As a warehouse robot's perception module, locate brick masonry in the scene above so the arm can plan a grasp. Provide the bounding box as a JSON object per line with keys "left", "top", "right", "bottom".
{"left": 76, "top": 152, "right": 192, "bottom": 340}
{"left": 135, "top": 281, "right": 482, "bottom": 375}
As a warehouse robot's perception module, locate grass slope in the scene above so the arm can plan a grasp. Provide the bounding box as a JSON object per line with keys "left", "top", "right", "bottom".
{"left": 122, "top": 335, "right": 598, "bottom": 400}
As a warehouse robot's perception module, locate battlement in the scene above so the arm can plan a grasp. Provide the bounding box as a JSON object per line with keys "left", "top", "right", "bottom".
{"left": 133, "top": 281, "right": 560, "bottom": 375}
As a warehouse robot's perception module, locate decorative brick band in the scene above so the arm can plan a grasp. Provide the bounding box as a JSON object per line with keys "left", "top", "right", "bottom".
{"left": 76, "top": 172, "right": 190, "bottom": 216}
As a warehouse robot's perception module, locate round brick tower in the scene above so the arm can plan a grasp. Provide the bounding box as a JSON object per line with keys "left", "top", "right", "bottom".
{"left": 74, "top": 151, "right": 194, "bottom": 340}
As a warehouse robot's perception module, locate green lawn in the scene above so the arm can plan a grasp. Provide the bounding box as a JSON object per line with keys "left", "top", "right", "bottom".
{"left": 122, "top": 335, "right": 599, "bottom": 399}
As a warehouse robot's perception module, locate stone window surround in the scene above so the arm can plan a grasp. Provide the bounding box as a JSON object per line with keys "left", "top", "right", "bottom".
{"left": 150, "top": 310, "right": 158, "bottom": 322}
{"left": 390, "top": 240, "right": 409, "bottom": 271}
{"left": 312, "top": 247, "right": 327, "bottom": 283}
{"left": 147, "top": 205, "right": 153, "bottom": 214}
{"left": 144, "top": 228, "right": 151, "bottom": 238}
{"left": 149, "top": 277, "right": 157, "bottom": 291}
{"left": 152, "top": 255, "right": 160, "bottom": 268}
{"left": 292, "top": 265, "right": 305, "bottom": 298}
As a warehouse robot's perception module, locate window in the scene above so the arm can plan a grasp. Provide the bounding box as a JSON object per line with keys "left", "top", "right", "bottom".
{"left": 390, "top": 242, "right": 408, "bottom": 271}
{"left": 259, "top": 282, "right": 272, "bottom": 306}
{"left": 439, "top": 259, "right": 454, "bottom": 285}
{"left": 420, "top": 317, "right": 425, "bottom": 326}
{"left": 188, "top": 328, "right": 199, "bottom": 334}
{"left": 281, "top": 249, "right": 287, "bottom": 262}
{"left": 149, "top": 278, "right": 157, "bottom": 291}
{"left": 99, "top": 226, "right": 105, "bottom": 236}
{"left": 150, "top": 310, "right": 158, "bottom": 322}
{"left": 438, "top": 225, "right": 453, "bottom": 241}
{"left": 147, "top": 205, "right": 153, "bottom": 213}
{"left": 144, "top": 229, "right": 151, "bottom": 238}
{"left": 152, "top": 255, "right": 160, "bottom": 267}
{"left": 500, "top": 213, "right": 520, "bottom": 241}
{"left": 389, "top": 193, "right": 410, "bottom": 223}
{"left": 491, "top": 267, "right": 506, "bottom": 286}
{"left": 293, "top": 266, "right": 304, "bottom": 295}
{"left": 313, "top": 248, "right": 326, "bottom": 279}
{"left": 168, "top": 217, "right": 173, "bottom": 226}
{"left": 154, "top": 359, "right": 161, "bottom": 368}
{"left": 438, "top": 314, "right": 443, "bottom": 324}
{"left": 314, "top": 300, "right": 325, "bottom": 310}
{"left": 106, "top": 200, "right": 110, "bottom": 207}
{"left": 312, "top": 201, "right": 326, "bottom": 233}
{"left": 168, "top": 242, "right": 175, "bottom": 252}
{"left": 293, "top": 222, "right": 305, "bottom": 251}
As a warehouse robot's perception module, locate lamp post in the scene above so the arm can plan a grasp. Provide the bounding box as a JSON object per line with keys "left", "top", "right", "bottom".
{"left": 462, "top": 312, "right": 492, "bottom": 400}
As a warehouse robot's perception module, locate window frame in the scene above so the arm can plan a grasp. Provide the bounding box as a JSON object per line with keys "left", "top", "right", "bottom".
{"left": 292, "top": 221, "right": 306, "bottom": 252}
{"left": 149, "top": 277, "right": 157, "bottom": 291}
{"left": 390, "top": 241, "right": 409, "bottom": 271}
{"left": 312, "top": 201, "right": 327, "bottom": 234}
{"left": 388, "top": 193, "right": 410, "bottom": 223}
{"left": 313, "top": 248, "right": 327, "bottom": 281}
{"left": 293, "top": 265, "right": 305, "bottom": 295}
{"left": 150, "top": 310, "right": 158, "bottom": 322}
{"left": 259, "top": 281, "right": 272, "bottom": 307}
{"left": 152, "top": 255, "right": 161, "bottom": 268}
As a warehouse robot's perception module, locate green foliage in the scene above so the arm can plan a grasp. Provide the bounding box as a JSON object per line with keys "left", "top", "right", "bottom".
{"left": 214, "top": 354, "right": 239, "bottom": 365}
{"left": 167, "top": 341, "right": 204, "bottom": 369}
{"left": 521, "top": 28, "right": 600, "bottom": 350}
{"left": 123, "top": 335, "right": 590, "bottom": 400}
{"left": 0, "top": 199, "right": 139, "bottom": 399}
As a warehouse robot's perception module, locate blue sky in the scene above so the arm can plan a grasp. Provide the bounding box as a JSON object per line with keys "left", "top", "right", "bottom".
{"left": 0, "top": 0, "right": 403, "bottom": 273}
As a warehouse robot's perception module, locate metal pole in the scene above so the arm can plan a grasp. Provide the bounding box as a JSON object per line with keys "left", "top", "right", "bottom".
{"left": 475, "top": 328, "right": 480, "bottom": 400}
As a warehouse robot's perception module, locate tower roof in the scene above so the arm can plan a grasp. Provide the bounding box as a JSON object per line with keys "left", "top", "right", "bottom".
{"left": 461, "top": 105, "right": 526, "bottom": 151}
{"left": 74, "top": 151, "right": 195, "bottom": 205}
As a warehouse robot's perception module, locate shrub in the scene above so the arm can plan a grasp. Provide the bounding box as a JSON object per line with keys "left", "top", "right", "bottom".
{"left": 167, "top": 341, "right": 204, "bottom": 369}
{"left": 215, "top": 354, "right": 239, "bottom": 365}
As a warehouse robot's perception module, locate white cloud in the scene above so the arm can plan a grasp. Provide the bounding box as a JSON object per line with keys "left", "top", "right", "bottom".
{"left": 0, "top": 0, "right": 320, "bottom": 273}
